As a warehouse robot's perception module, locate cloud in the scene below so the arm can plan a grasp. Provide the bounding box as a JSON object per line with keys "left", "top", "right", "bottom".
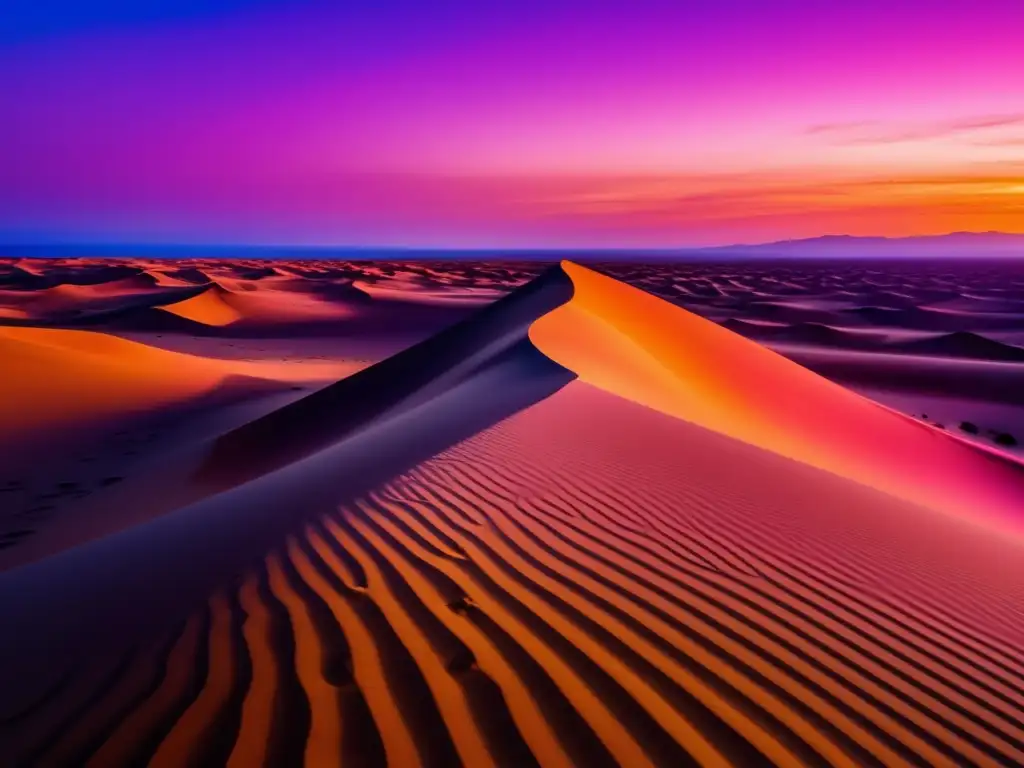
{"left": 521, "top": 172, "right": 1023, "bottom": 245}
{"left": 806, "top": 114, "right": 1024, "bottom": 144}
{"left": 970, "top": 136, "right": 1024, "bottom": 147}
{"left": 528, "top": 169, "right": 1024, "bottom": 236}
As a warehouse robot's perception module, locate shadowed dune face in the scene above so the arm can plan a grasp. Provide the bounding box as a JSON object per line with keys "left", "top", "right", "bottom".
{"left": 1, "top": 258, "right": 1024, "bottom": 767}
{"left": 531, "top": 262, "right": 1024, "bottom": 532}
{"left": 197, "top": 264, "right": 577, "bottom": 489}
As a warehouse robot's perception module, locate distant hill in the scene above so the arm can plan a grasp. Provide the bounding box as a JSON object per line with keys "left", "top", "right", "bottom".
{"left": 706, "top": 232, "right": 1024, "bottom": 259}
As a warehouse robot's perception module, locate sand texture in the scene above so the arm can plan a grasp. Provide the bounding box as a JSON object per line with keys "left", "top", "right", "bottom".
{"left": 1, "top": 258, "right": 1023, "bottom": 767}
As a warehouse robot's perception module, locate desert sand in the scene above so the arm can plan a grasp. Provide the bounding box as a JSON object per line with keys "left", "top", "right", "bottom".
{"left": 1, "top": 257, "right": 1023, "bottom": 767}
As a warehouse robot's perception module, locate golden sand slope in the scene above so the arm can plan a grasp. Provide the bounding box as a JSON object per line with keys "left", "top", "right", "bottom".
{"left": 7, "top": 385, "right": 1024, "bottom": 767}
{"left": 531, "top": 261, "right": 1024, "bottom": 531}
{"left": 0, "top": 327, "right": 360, "bottom": 446}
{"left": 0, "top": 327, "right": 227, "bottom": 438}
{"left": 160, "top": 286, "right": 244, "bottom": 326}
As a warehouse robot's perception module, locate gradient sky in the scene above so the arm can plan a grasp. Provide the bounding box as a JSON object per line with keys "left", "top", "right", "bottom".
{"left": 2, "top": 0, "right": 1023, "bottom": 247}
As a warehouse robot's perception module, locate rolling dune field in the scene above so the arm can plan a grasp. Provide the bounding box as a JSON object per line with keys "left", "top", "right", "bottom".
{"left": 1, "top": 257, "right": 1023, "bottom": 767}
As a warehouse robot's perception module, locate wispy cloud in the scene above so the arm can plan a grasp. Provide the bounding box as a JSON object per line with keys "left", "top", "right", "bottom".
{"left": 527, "top": 169, "right": 1024, "bottom": 242}
{"left": 806, "top": 114, "right": 1024, "bottom": 145}
{"left": 970, "top": 136, "right": 1024, "bottom": 147}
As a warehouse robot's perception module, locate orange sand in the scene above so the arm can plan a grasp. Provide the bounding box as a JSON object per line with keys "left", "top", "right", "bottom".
{"left": 160, "top": 286, "right": 244, "bottom": 326}
{"left": 531, "top": 261, "right": 1024, "bottom": 531}
{"left": 0, "top": 326, "right": 360, "bottom": 444}
{"left": 160, "top": 282, "right": 357, "bottom": 326}
{"left": 0, "top": 327, "right": 227, "bottom": 437}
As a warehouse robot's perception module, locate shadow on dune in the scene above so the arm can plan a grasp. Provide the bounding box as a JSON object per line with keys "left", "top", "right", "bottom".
{"left": 892, "top": 331, "right": 1024, "bottom": 362}
{"left": 198, "top": 263, "right": 576, "bottom": 488}
{"left": 0, "top": 265, "right": 577, "bottom": 713}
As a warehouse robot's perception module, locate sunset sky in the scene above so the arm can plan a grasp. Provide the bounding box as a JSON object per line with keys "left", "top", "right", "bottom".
{"left": 2, "top": 0, "right": 1023, "bottom": 247}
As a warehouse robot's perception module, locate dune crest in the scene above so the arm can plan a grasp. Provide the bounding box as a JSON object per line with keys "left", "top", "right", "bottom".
{"left": 530, "top": 261, "right": 1024, "bottom": 530}
{"left": 160, "top": 285, "right": 244, "bottom": 326}
{"left": 200, "top": 265, "right": 576, "bottom": 487}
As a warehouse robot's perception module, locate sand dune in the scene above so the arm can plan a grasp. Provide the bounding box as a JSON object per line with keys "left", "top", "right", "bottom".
{"left": 738, "top": 300, "right": 845, "bottom": 325}
{"left": 843, "top": 305, "right": 1023, "bottom": 332}
{"left": 152, "top": 267, "right": 218, "bottom": 285}
{"left": 200, "top": 264, "right": 576, "bottom": 487}
{"left": 0, "top": 265, "right": 50, "bottom": 290}
{"left": 354, "top": 277, "right": 507, "bottom": 306}
{"left": 0, "top": 327, "right": 230, "bottom": 442}
{"left": 0, "top": 260, "right": 385, "bottom": 332}
{"left": 0, "top": 303, "right": 30, "bottom": 320}
{"left": 0, "top": 278, "right": 201, "bottom": 324}
{"left": 2, "top": 260, "right": 1024, "bottom": 767}
{"left": 926, "top": 295, "right": 1024, "bottom": 314}
{"left": 160, "top": 284, "right": 246, "bottom": 326}
{"left": 893, "top": 331, "right": 1024, "bottom": 362}
{"left": 0, "top": 264, "right": 145, "bottom": 291}
{"left": 531, "top": 262, "right": 1024, "bottom": 532}
{"left": 720, "top": 319, "right": 884, "bottom": 351}
{"left": 0, "top": 326, "right": 361, "bottom": 456}
{"left": 159, "top": 281, "right": 361, "bottom": 328}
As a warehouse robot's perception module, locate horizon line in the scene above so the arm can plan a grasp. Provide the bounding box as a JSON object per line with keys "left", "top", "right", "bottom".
{"left": 2, "top": 231, "right": 1024, "bottom": 262}
{"left": 2, "top": 229, "right": 1024, "bottom": 256}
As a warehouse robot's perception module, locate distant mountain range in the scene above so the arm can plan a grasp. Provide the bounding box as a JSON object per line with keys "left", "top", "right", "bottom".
{"left": 2, "top": 232, "right": 1023, "bottom": 260}
{"left": 706, "top": 232, "right": 1024, "bottom": 258}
